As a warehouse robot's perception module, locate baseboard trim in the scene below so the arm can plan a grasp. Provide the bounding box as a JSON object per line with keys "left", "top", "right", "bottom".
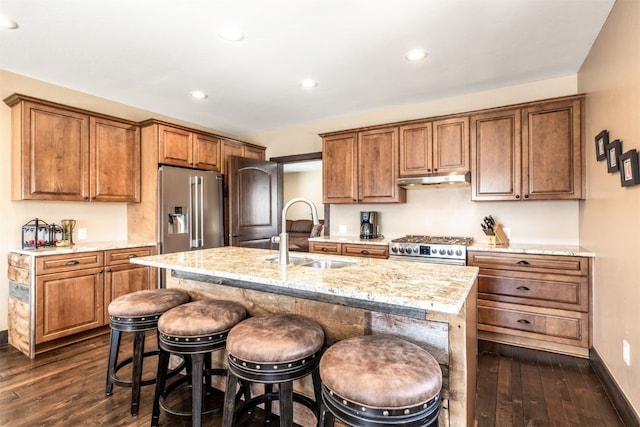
{"left": 590, "top": 347, "right": 640, "bottom": 427}
{"left": 0, "top": 330, "right": 7, "bottom": 346}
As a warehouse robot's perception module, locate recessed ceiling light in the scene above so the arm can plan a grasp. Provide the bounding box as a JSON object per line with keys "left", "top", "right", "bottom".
{"left": 219, "top": 25, "right": 245, "bottom": 42}
{"left": 190, "top": 91, "right": 208, "bottom": 99}
{"left": 300, "top": 78, "right": 318, "bottom": 89}
{"left": 405, "top": 49, "right": 428, "bottom": 61}
{"left": 0, "top": 15, "right": 18, "bottom": 29}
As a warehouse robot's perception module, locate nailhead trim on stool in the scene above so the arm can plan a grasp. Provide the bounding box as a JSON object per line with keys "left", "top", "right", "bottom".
{"left": 151, "top": 300, "right": 247, "bottom": 427}
{"left": 105, "top": 289, "right": 190, "bottom": 416}
{"left": 319, "top": 335, "right": 442, "bottom": 427}
{"left": 222, "top": 313, "right": 325, "bottom": 427}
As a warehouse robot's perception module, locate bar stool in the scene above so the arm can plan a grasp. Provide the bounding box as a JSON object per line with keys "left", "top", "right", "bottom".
{"left": 105, "top": 288, "right": 190, "bottom": 416}
{"left": 319, "top": 335, "right": 442, "bottom": 427}
{"left": 151, "top": 300, "right": 247, "bottom": 427}
{"left": 222, "top": 313, "right": 325, "bottom": 427}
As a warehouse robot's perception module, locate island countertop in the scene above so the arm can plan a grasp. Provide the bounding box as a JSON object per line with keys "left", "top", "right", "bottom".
{"left": 131, "top": 246, "right": 478, "bottom": 315}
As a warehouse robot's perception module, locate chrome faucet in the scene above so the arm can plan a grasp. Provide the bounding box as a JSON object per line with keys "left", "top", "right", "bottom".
{"left": 278, "top": 197, "right": 320, "bottom": 265}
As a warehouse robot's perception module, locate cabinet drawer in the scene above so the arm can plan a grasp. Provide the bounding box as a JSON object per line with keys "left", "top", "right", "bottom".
{"left": 478, "top": 269, "right": 588, "bottom": 311}
{"left": 309, "top": 241, "right": 341, "bottom": 255}
{"left": 468, "top": 251, "right": 589, "bottom": 276}
{"left": 341, "top": 243, "right": 389, "bottom": 259}
{"left": 105, "top": 246, "right": 156, "bottom": 266}
{"left": 478, "top": 301, "right": 588, "bottom": 347}
{"left": 36, "top": 251, "right": 104, "bottom": 274}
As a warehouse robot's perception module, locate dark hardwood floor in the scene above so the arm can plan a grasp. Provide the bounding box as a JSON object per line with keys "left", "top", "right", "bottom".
{"left": 0, "top": 334, "right": 625, "bottom": 427}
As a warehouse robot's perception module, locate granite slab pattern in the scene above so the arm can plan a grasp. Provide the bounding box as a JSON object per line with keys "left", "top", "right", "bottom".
{"left": 11, "top": 241, "right": 157, "bottom": 256}
{"left": 468, "top": 243, "right": 594, "bottom": 257}
{"left": 131, "top": 247, "right": 478, "bottom": 315}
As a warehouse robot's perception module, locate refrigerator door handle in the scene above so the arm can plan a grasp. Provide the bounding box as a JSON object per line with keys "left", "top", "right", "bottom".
{"left": 198, "top": 175, "right": 205, "bottom": 247}
{"left": 190, "top": 176, "right": 199, "bottom": 248}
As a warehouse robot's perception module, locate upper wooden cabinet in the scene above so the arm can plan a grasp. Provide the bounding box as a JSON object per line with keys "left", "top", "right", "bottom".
{"left": 322, "top": 128, "right": 405, "bottom": 204}
{"left": 471, "top": 96, "right": 583, "bottom": 201}
{"left": 5, "top": 94, "right": 141, "bottom": 202}
{"left": 158, "top": 124, "right": 221, "bottom": 171}
{"left": 243, "top": 144, "right": 266, "bottom": 161}
{"left": 399, "top": 116, "right": 469, "bottom": 176}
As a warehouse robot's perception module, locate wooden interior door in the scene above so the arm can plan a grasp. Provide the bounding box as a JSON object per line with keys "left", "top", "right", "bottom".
{"left": 228, "top": 156, "right": 282, "bottom": 248}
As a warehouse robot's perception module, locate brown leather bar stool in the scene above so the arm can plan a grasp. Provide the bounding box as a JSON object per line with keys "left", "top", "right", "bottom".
{"left": 151, "top": 300, "right": 247, "bottom": 427}
{"left": 222, "top": 313, "right": 325, "bottom": 427}
{"left": 319, "top": 335, "right": 442, "bottom": 427}
{"left": 105, "top": 288, "right": 190, "bottom": 416}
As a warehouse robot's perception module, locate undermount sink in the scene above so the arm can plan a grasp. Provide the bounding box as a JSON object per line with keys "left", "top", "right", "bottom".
{"left": 301, "top": 259, "right": 354, "bottom": 269}
{"left": 265, "top": 256, "right": 355, "bottom": 269}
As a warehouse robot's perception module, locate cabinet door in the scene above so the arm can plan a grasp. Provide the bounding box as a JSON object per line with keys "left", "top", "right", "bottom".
{"left": 471, "top": 109, "right": 521, "bottom": 201}
{"left": 90, "top": 117, "right": 141, "bottom": 202}
{"left": 399, "top": 122, "right": 432, "bottom": 176}
{"left": 104, "top": 264, "right": 155, "bottom": 324}
{"left": 358, "top": 128, "right": 404, "bottom": 203}
{"left": 158, "top": 125, "right": 193, "bottom": 167}
{"left": 522, "top": 98, "right": 582, "bottom": 200}
{"left": 193, "top": 133, "right": 221, "bottom": 171}
{"left": 36, "top": 267, "right": 104, "bottom": 343}
{"left": 323, "top": 133, "right": 358, "bottom": 203}
{"left": 19, "top": 101, "right": 90, "bottom": 201}
{"left": 243, "top": 145, "right": 266, "bottom": 160}
{"left": 220, "top": 140, "right": 244, "bottom": 176}
{"left": 433, "top": 116, "right": 469, "bottom": 173}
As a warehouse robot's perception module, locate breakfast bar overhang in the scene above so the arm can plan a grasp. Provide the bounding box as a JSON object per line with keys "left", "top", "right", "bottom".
{"left": 132, "top": 247, "right": 479, "bottom": 427}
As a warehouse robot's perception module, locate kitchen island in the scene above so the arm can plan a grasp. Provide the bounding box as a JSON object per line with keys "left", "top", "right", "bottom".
{"left": 132, "top": 247, "right": 479, "bottom": 427}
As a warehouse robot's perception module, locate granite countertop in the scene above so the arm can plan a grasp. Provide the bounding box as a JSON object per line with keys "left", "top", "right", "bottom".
{"left": 468, "top": 242, "right": 594, "bottom": 257}
{"left": 308, "top": 236, "right": 391, "bottom": 246}
{"left": 11, "top": 241, "right": 157, "bottom": 256}
{"left": 131, "top": 246, "right": 479, "bottom": 315}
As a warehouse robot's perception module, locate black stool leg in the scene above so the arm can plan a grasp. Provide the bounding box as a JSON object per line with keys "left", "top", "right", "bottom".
{"left": 151, "top": 348, "right": 170, "bottom": 427}
{"left": 191, "top": 353, "right": 204, "bottom": 427}
{"left": 222, "top": 372, "right": 240, "bottom": 427}
{"left": 312, "top": 368, "right": 322, "bottom": 419}
{"left": 105, "top": 329, "right": 121, "bottom": 396}
{"left": 265, "top": 384, "right": 274, "bottom": 422}
{"left": 130, "top": 330, "right": 146, "bottom": 416}
{"left": 279, "top": 381, "right": 294, "bottom": 427}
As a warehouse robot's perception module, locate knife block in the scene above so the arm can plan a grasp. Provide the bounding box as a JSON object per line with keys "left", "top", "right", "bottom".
{"left": 487, "top": 224, "right": 510, "bottom": 246}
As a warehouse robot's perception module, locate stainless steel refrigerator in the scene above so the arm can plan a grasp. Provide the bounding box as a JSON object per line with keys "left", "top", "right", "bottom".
{"left": 158, "top": 165, "right": 224, "bottom": 254}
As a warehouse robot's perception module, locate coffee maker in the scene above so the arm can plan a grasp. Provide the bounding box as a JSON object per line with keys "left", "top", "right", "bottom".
{"left": 360, "top": 211, "right": 379, "bottom": 239}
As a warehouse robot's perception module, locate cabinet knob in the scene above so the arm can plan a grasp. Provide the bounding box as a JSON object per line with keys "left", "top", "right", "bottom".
{"left": 524, "top": 194, "right": 530, "bottom": 199}
{"left": 65, "top": 260, "right": 80, "bottom": 266}
{"left": 360, "top": 250, "right": 370, "bottom": 255}
{"left": 517, "top": 319, "right": 531, "bottom": 325}
{"left": 321, "top": 247, "right": 329, "bottom": 252}
{"left": 128, "top": 254, "right": 136, "bottom": 258}
{"left": 516, "top": 260, "right": 530, "bottom": 266}
{"left": 516, "top": 286, "right": 530, "bottom": 291}
{"left": 515, "top": 194, "right": 521, "bottom": 199}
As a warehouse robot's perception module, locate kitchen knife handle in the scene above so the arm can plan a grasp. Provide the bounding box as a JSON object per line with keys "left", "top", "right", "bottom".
{"left": 516, "top": 260, "right": 531, "bottom": 266}
{"left": 516, "top": 286, "right": 530, "bottom": 291}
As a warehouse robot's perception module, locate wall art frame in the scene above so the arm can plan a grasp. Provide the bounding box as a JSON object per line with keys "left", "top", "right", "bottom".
{"left": 595, "top": 130, "right": 609, "bottom": 161}
{"left": 605, "top": 139, "right": 622, "bottom": 173}
{"left": 619, "top": 149, "right": 640, "bottom": 187}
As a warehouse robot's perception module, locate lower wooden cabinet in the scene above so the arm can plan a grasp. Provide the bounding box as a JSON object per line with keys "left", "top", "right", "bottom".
{"left": 7, "top": 245, "right": 157, "bottom": 358}
{"left": 468, "top": 250, "right": 591, "bottom": 357}
{"left": 309, "top": 241, "right": 389, "bottom": 259}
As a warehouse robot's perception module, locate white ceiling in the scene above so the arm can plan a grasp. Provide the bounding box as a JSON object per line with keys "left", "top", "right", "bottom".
{"left": 0, "top": 0, "right": 614, "bottom": 136}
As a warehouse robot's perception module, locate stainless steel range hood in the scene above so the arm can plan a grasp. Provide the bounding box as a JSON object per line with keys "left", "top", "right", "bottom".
{"left": 397, "top": 171, "right": 471, "bottom": 189}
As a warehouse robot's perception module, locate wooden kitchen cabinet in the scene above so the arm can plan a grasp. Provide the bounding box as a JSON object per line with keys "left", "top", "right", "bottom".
{"left": 220, "top": 139, "right": 245, "bottom": 176}
{"left": 243, "top": 144, "right": 266, "bottom": 161}
{"left": 309, "top": 241, "right": 389, "bottom": 259}
{"left": 468, "top": 250, "right": 591, "bottom": 357}
{"left": 158, "top": 124, "right": 221, "bottom": 171}
{"left": 5, "top": 94, "right": 141, "bottom": 202}
{"left": 471, "top": 95, "right": 583, "bottom": 201}
{"left": 322, "top": 128, "right": 405, "bottom": 204}
{"left": 399, "top": 116, "right": 469, "bottom": 176}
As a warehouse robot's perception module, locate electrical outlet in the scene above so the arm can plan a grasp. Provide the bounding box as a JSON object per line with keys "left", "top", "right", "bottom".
{"left": 503, "top": 227, "right": 512, "bottom": 240}
{"left": 338, "top": 225, "right": 347, "bottom": 234}
{"left": 78, "top": 228, "right": 87, "bottom": 240}
{"left": 623, "top": 340, "right": 631, "bottom": 366}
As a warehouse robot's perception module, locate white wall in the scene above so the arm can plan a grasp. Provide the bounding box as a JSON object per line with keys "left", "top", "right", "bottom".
{"left": 283, "top": 170, "right": 324, "bottom": 221}
{"left": 578, "top": 0, "right": 640, "bottom": 416}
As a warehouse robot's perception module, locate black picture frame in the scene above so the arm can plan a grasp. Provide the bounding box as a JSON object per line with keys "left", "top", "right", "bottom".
{"left": 619, "top": 149, "right": 640, "bottom": 187}
{"left": 605, "top": 139, "right": 622, "bottom": 172}
{"left": 595, "top": 130, "right": 609, "bottom": 161}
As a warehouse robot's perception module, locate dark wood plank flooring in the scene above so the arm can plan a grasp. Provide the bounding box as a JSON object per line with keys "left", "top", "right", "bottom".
{"left": 0, "top": 335, "right": 625, "bottom": 426}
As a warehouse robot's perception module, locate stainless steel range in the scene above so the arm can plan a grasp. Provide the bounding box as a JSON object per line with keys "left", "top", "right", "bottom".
{"left": 389, "top": 235, "right": 473, "bottom": 265}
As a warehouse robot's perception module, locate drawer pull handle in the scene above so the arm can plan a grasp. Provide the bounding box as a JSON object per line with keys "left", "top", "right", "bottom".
{"left": 321, "top": 247, "right": 329, "bottom": 252}
{"left": 361, "top": 250, "right": 370, "bottom": 255}
{"left": 65, "top": 260, "right": 80, "bottom": 266}
{"left": 516, "top": 286, "right": 530, "bottom": 291}
{"left": 516, "top": 260, "right": 531, "bottom": 266}
{"left": 517, "top": 319, "right": 531, "bottom": 325}
{"left": 128, "top": 254, "right": 137, "bottom": 258}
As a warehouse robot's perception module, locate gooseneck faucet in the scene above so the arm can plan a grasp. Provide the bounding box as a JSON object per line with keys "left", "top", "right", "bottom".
{"left": 279, "top": 197, "right": 320, "bottom": 265}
